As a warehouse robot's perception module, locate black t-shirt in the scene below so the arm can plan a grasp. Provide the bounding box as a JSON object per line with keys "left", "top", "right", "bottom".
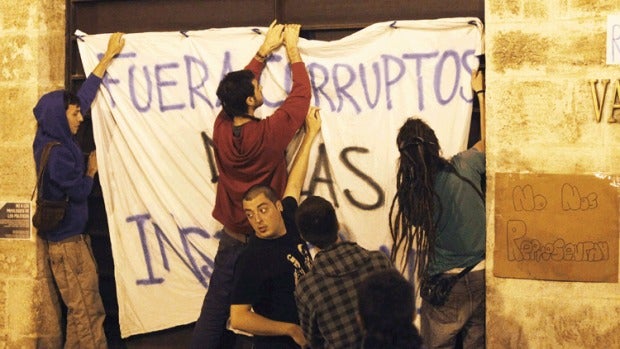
{"left": 231, "top": 196, "right": 312, "bottom": 348}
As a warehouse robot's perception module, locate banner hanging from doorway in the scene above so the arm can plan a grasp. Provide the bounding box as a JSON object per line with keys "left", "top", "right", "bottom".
{"left": 77, "top": 18, "right": 483, "bottom": 337}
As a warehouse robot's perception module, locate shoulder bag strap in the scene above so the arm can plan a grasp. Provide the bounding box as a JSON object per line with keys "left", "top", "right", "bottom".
{"left": 31, "top": 142, "right": 61, "bottom": 201}
{"left": 451, "top": 167, "right": 485, "bottom": 204}
{"left": 454, "top": 263, "right": 476, "bottom": 280}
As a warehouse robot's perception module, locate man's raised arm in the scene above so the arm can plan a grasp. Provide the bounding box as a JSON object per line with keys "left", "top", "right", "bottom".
{"left": 471, "top": 69, "right": 485, "bottom": 153}
{"left": 283, "top": 106, "right": 321, "bottom": 202}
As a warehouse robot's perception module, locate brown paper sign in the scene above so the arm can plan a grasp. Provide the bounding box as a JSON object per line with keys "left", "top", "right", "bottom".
{"left": 494, "top": 173, "right": 618, "bottom": 282}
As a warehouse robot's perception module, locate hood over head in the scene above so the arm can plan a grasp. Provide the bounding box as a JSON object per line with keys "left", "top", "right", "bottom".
{"left": 32, "top": 90, "right": 82, "bottom": 169}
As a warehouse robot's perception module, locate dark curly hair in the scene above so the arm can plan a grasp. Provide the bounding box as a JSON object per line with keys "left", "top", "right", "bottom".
{"left": 63, "top": 91, "right": 81, "bottom": 110}
{"left": 357, "top": 270, "right": 423, "bottom": 349}
{"left": 216, "top": 69, "right": 255, "bottom": 119}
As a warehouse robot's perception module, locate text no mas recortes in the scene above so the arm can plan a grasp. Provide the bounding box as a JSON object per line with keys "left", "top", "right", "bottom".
{"left": 100, "top": 49, "right": 477, "bottom": 114}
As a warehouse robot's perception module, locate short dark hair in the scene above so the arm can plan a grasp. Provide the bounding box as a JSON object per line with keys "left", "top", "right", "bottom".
{"left": 357, "top": 270, "right": 422, "bottom": 349}
{"left": 216, "top": 69, "right": 255, "bottom": 119}
{"left": 295, "top": 196, "right": 338, "bottom": 249}
{"left": 63, "top": 91, "right": 80, "bottom": 111}
{"left": 243, "top": 185, "right": 279, "bottom": 203}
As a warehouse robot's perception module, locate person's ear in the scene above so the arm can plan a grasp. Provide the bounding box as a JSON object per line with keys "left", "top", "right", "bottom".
{"left": 246, "top": 95, "right": 255, "bottom": 107}
{"left": 275, "top": 200, "right": 284, "bottom": 212}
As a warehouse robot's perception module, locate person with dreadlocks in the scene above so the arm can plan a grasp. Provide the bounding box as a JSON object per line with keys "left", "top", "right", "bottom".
{"left": 389, "top": 68, "right": 486, "bottom": 348}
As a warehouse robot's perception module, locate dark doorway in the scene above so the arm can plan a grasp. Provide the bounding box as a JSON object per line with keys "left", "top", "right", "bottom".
{"left": 67, "top": 1, "right": 484, "bottom": 347}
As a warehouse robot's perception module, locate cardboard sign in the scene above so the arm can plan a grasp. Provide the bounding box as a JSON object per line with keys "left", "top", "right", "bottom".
{"left": 494, "top": 173, "right": 618, "bottom": 282}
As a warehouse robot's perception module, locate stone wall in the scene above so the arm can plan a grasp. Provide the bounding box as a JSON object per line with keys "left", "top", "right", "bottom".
{"left": 0, "top": 1, "right": 65, "bottom": 348}
{"left": 486, "top": 0, "right": 620, "bottom": 347}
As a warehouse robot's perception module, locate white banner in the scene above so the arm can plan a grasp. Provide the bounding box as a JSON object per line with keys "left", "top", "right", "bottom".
{"left": 77, "top": 18, "right": 483, "bottom": 337}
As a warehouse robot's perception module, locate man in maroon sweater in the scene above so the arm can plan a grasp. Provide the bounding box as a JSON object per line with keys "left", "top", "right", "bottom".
{"left": 191, "top": 21, "right": 311, "bottom": 349}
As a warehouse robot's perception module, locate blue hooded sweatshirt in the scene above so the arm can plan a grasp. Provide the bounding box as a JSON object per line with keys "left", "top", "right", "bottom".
{"left": 32, "top": 74, "right": 102, "bottom": 241}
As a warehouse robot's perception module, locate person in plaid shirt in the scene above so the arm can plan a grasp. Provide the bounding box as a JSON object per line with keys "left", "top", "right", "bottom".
{"left": 294, "top": 196, "right": 394, "bottom": 349}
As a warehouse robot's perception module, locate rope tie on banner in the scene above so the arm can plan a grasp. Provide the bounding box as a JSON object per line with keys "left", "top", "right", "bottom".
{"left": 74, "top": 34, "right": 85, "bottom": 42}
{"left": 390, "top": 21, "right": 398, "bottom": 29}
{"left": 252, "top": 28, "right": 262, "bottom": 35}
{"left": 180, "top": 31, "right": 189, "bottom": 38}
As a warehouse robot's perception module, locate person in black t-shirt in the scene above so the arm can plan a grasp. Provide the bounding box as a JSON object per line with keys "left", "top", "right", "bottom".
{"left": 229, "top": 106, "right": 321, "bottom": 349}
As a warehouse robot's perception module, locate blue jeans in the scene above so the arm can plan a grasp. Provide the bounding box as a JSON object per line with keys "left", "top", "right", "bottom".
{"left": 190, "top": 231, "right": 247, "bottom": 349}
{"left": 421, "top": 269, "right": 485, "bottom": 349}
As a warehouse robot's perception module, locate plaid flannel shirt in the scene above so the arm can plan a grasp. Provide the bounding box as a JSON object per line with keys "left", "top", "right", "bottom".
{"left": 295, "top": 242, "right": 393, "bottom": 349}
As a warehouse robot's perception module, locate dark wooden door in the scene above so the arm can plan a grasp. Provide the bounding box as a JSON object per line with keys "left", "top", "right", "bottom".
{"left": 66, "top": 1, "right": 484, "bottom": 347}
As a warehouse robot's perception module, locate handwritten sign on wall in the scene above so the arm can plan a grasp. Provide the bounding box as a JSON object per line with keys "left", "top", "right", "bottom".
{"left": 607, "top": 14, "right": 620, "bottom": 65}
{"left": 494, "top": 173, "right": 618, "bottom": 282}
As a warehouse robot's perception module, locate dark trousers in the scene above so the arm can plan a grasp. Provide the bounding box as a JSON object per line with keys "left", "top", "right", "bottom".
{"left": 190, "top": 231, "right": 247, "bottom": 349}
{"left": 421, "top": 269, "right": 485, "bottom": 349}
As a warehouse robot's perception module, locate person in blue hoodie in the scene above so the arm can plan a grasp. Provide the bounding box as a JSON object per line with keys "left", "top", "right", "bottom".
{"left": 32, "top": 32, "right": 124, "bottom": 349}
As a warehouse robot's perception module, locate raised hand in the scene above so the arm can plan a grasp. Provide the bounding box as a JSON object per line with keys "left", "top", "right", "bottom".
{"left": 92, "top": 32, "right": 125, "bottom": 77}
{"left": 304, "top": 106, "right": 321, "bottom": 137}
{"left": 283, "top": 24, "right": 302, "bottom": 63}
{"left": 258, "top": 20, "right": 284, "bottom": 58}
{"left": 105, "top": 32, "right": 125, "bottom": 59}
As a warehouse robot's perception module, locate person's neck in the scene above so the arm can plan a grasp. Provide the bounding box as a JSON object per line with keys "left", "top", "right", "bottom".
{"left": 316, "top": 237, "right": 342, "bottom": 251}
{"left": 264, "top": 228, "right": 287, "bottom": 240}
{"left": 233, "top": 113, "right": 256, "bottom": 126}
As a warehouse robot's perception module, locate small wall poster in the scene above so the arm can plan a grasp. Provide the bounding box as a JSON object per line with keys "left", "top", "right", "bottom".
{"left": 0, "top": 202, "right": 31, "bottom": 239}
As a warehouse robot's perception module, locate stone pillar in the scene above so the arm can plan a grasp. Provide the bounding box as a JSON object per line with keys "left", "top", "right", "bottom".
{"left": 486, "top": 1, "right": 620, "bottom": 347}
{"left": 0, "top": 1, "right": 66, "bottom": 347}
